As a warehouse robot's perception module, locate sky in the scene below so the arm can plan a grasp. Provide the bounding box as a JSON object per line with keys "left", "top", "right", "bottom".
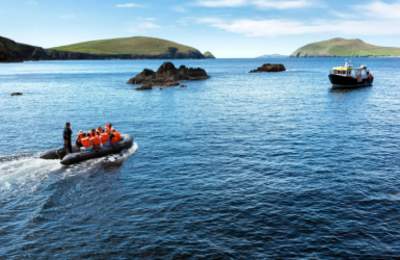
{"left": 1, "top": 0, "right": 400, "bottom": 57}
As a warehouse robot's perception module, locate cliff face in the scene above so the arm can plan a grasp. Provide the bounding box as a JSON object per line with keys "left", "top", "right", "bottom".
{"left": 0, "top": 36, "right": 109, "bottom": 62}
{"left": 0, "top": 36, "right": 207, "bottom": 62}
{"left": 0, "top": 36, "right": 38, "bottom": 62}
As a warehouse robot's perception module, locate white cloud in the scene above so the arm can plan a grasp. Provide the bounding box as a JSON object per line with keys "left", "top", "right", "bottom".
{"left": 115, "top": 2, "right": 143, "bottom": 8}
{"left": 357, "top": 0, "right": 400, "bottom": 19}
{"left": 197, "top": 18, "right": 307, "bottom": 36}
{"left": 196, "top": 0, "right": 246, "bottom": 7}
{"left": 197, "top": 16, "right": 400, "bottom": 37}
{"left": 141, "top": 21, "right": 160, "bottom": 30}
{"left": 127, "top": 18, "right": 160, "bottom": 33}
{"left": 195, "top": 0, "right": 315, "bottom": 9}
{"left": 252, "top": 0, "right": 314, "bottom": 9}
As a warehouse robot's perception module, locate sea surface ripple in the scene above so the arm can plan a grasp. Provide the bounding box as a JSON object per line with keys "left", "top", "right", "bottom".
{"left": 1, "top": 58, "right": 400, "bottom": 258}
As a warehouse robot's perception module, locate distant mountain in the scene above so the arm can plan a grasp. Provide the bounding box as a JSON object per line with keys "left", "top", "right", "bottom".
{"left": 292, "top": 38, "right": 400, "bottom": 57}
{"left": 257, "top": 54, "right": 288, "bottom": 58}
{"left": 0, "top": 35, "right": 208, "bottom": 62}
{"left": 203, "top": 51, "right": 216, "bottom": 59}
{"left": 52, "top": 36, "right": 206, "bottom": 59}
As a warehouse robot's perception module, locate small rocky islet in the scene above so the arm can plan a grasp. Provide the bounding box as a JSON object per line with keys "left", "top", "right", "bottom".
{"left": 250, "top": 63, "right": 286, "bottom": 73}
{"left": 128, "top": 62, "right": 209, "bottom": 90}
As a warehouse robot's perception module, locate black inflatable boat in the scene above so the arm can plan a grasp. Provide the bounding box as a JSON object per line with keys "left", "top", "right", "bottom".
{"left": 40, "top": 134, "right": 134, "bottom": 165}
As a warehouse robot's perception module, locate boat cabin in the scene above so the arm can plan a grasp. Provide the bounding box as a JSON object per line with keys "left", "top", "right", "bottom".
{"left": 331, "top": 66, "right": 353, "bottom": 76}
{"left": 330, "top": 63, "right": 370, "bottom": 79}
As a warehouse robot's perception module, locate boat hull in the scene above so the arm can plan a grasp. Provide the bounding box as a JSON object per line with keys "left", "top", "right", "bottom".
{"left": 40, "top": 134, "right": 134, "bottom": 165}
{"left": 329, "top": 74, "right": 373, "bottom": 89}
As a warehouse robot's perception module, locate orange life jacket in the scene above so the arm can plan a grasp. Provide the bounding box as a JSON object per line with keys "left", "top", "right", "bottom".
{"left": 90, "top": 135, "right": 101, "bottom": 147}
{"left": 76, "top": 133, "right": 84, "bottom": 144}
{"left": 111, "top": 131, "right": 121, "bottom": 144}
{"left": 81, "top": 137, "right": 91, "bottom": 148}
{"left": 100, "top": 132, "right": 109, "bottom": 144}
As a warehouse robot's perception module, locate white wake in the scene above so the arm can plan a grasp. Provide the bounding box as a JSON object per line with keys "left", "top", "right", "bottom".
{"left": 0, "top": 155, "right": 61, "bottom": 195}
{"left": 0, "top": 142, "right": 138, "bottom": 195}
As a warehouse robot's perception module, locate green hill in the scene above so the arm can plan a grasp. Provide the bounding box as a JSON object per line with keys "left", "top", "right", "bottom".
{"left": 52, "top": 36, "right": 205, "bottom": 58}
{"left": 292, "top": 38, "right": 400, "bottom": 57}
{"left": 0, "top": 35, "right": 209, "bottom": 62}
{"left": 203, "top": 51, "right": 215, "bottom": 59}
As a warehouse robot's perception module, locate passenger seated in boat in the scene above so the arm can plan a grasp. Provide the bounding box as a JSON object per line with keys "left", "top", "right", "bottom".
{"left": 76, "top": 130, "right": 84, "bottom": 148}
{"left": 100, "top": 129, "right": 110, "bottom": 145}
{"left": 105, "top": 123, "right": 113, "bottom": 134}
{"left": 90, "top": 129, "right": 102, "bottom": 150}
{"left": 97, "top": 126, "right": 104, "bottom": 134}
{"left": 110, "top": 129, "right": 122, "bottom": 144}
{"left": 80, "top": 133, "right": 92, "bottom": 150}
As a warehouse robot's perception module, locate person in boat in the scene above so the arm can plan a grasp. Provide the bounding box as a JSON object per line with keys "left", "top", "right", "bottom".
{"left": 63, "top": 122, "right": 73, "bottom": 154}
{"left": 110, "top": 129, "right": 122, "bottom": 144}
{"left": 100, "top": 128, "right": 110, "bottom": 145}
{"left": 90, "top": 129, "right": 102, "bottom": 150}
{"left": 97, "top": 126, "right": 104, "bottom": 134}
{"left": 75, "top": 130, "right": 84, "bottom": 148}
{"left": 105, "top": 123, "right": 113, "bottom": 134}
{"left": 80, "top": 133, "right": 92, "bottom": 150}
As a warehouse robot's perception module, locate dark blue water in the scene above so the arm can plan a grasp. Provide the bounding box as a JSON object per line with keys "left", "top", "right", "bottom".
{"left": 1, "top": 58, "right": 400, "bottom": 258}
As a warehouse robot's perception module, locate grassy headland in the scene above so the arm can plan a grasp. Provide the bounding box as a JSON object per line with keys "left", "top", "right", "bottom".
{"left": 292, "top": 38, "right": 400, "bottom": 57}
{"left": 52, "top": 36, "right": 204, "bottom": 58}
{"left": 0, "top": 35, "right": 209, "bottom": 62}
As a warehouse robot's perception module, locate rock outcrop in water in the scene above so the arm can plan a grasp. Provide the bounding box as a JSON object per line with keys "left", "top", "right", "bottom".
{"left": 250, "top": 63, "right": 286, "bottom": 73}
{"left": 128, "top": 62, "right": 209, "bottom": 90}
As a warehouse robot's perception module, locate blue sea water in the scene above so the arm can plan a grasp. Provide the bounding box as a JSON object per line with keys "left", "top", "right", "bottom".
{"left": 0, "top": 58, "right": 400, "bottom": 258}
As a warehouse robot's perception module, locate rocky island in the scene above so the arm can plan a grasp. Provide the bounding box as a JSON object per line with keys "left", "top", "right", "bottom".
{"left": 250, "top": 63, "right": 286, "bottom": 73}
{"left": 128, "top": 62, "right": 209, "bottom": 90}
{"left": 0, "top": 35, "right": 212, "bottom": 62}
{"left": 203, "top": 51, "right": 216, "bottom": 59}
